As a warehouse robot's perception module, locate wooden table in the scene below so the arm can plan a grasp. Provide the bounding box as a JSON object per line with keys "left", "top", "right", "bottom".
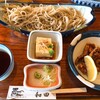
{"left": 0, "top": 0, "right": 100, "bottom": 100}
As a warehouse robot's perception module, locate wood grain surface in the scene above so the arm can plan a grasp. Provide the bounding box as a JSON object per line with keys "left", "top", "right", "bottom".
{"left": 0, "top": 0, "right": 100, "bottom": 100}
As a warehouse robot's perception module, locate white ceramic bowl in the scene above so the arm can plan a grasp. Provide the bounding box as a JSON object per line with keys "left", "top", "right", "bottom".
{"left": 0, "top": 44, "right": 14, "bottom": 81}
{"left": 23, "top": 63, "right": 62, "bottom": 91}
{"left": 68, "top": 31, "right": 100, "bottom": 90}
{"left": 27, "top": 30, "right": 63, "bottom": 63}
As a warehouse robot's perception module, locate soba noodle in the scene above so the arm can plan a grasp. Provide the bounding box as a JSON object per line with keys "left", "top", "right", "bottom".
{"left": 2, "top": 4, "right": 86, "bottom": 32}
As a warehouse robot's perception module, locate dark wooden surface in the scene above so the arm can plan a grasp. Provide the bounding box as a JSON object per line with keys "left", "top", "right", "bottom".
{"left": 0, "top": 0, "right": 100, "bottom": 99}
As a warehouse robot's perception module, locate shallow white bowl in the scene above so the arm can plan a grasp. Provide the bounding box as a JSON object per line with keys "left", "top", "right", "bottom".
{"left": 23, "top": 63, "right": 62, "bottom": 91}
{"left": 27, "top": 30, "right": 63, "bottom": 63}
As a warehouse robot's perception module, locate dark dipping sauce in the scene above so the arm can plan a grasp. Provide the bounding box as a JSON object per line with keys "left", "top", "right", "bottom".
{"left": 0, "top": 51, "right": 10, "bottom": 76}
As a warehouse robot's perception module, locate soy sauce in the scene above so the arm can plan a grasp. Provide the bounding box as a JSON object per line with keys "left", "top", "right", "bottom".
{"left": 0, "top": 51, "right": 10, "bottom": 76}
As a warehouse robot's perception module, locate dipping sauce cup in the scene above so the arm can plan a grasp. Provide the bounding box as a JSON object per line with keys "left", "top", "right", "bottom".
{"left": 0, "top": 44, "right": 14, "bottom": 81}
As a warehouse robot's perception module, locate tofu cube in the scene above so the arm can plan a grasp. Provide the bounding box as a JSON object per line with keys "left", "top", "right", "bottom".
{"left": 36, "top": 37, "right": 53, "bottom": 58}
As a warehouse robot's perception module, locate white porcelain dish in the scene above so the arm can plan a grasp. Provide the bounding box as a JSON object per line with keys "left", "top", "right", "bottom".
{"left": 23, "top": 63, "right": 62, "bottom": 91}
{"left": 68, "top": 31, "right": 100, "bottom": 91}
{"left": 0, "top": 44, "right": 14, "bottom": 81}
{"left": 0, "top": 3, "right": 95, "bottom": 36}
{"left": 27, "top": 30, "right": 63, "bottom": 63}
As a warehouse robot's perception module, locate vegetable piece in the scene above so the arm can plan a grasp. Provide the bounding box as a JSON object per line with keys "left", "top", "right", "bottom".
{"left": 48, "top": 44, "right": 53, "bottom": 48}
{"left": 49, "top": 49, "right": 54, "bottom": 56}
{"left": 34, "top": 72, "right": 41, "bottom": 79}
{"left": 43, "top": 80, "right": 50, "bottom": 86}
{"left": 43, "top": 65, "right": 53, "bottom": 73}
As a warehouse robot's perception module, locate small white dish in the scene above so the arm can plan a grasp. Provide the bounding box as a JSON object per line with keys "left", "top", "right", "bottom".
{"left": 23, "top": 63, "right": 62, "bottom": 91}
{"left": 27, "top": 30, "right": 63, "bottom": 63}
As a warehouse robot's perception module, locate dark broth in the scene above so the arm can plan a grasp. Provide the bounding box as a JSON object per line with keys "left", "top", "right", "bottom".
{"left": 0, "top": 51, "right": 10, "bottom": 76}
